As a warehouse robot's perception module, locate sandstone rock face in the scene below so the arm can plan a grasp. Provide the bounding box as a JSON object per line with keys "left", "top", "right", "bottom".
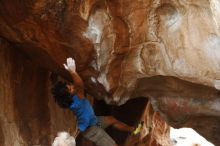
{"left": 1, "top": 0, "right": 220, "bottom": 145}
{"left": 0, "top": 39, "right": 76, "bottom": 146}
{"left": 124, "top": 102, "right": 171, "bottom": 146}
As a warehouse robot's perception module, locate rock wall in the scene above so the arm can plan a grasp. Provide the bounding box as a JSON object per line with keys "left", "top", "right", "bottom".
{"left": 0, "top": 39, "right": 76, "bottom": 146}
{"left": 125, "top": 102, "right": 171, "bottom": 146}
{"left": 1, "top": 0, "right": 220, "bottom": 100}
{"left": 1, "top": 0, "right": 220, "bottom": 145}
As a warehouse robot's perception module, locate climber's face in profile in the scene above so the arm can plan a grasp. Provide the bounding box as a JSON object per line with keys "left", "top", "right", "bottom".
{"left": 66, "top": 83, "right": 76, "bottom": 95}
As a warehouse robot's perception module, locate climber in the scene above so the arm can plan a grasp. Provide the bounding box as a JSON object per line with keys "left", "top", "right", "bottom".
{"left": 51, "top": 57, "right": 141, "bottom": 146}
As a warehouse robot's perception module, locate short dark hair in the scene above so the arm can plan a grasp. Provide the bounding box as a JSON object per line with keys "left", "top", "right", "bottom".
{"left": 51, "top": 81, "right": 73, "bottom": 108}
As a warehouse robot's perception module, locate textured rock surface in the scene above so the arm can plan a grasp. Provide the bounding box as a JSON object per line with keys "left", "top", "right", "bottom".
{"left": 125, "top": 102, "right": 171, "bottom": 146}
{"left": 0, "top": 39, "right": 76, "bottom": 146}
{"left": 1, "top": 0, "right": 220, "bottom": 145}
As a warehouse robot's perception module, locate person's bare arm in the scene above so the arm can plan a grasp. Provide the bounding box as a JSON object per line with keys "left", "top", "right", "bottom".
{"left": 64, "top": 57, "right": 85, "bottom": 99}
{"left": 69, "top": 71, "right": 84, "bottom": 99}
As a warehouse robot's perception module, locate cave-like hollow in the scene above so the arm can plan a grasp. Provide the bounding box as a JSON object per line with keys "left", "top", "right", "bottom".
{"left": 77, "top": 97, "right": 149, "bottom": 146}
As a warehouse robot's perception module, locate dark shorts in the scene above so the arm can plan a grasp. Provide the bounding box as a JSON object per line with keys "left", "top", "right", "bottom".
{"left": 82, "top": 116, "right": 116, "bottom": 146}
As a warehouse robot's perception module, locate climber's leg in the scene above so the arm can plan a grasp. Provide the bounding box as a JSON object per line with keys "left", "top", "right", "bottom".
{"left": 83, "top": 125, "right": 117, "bottom": 146}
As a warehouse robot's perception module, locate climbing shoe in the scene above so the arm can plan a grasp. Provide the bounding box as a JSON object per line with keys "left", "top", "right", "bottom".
{"left": 133, "top": 121, "right": 144, "bottom": 135}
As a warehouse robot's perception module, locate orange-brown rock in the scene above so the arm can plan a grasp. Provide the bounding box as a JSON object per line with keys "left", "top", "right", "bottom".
{"left": 0, "top": 39, "right": 76, "bottom": 145}
{"left": 125, "top": 102, "right": 171, "bottom": 146}
{"left": 1, "top": 0, "right": 220, "bottom": 145}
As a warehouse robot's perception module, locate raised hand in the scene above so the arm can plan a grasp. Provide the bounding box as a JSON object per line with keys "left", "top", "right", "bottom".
{"left": 63, "top": 57, "right": 76, "bottom": 73}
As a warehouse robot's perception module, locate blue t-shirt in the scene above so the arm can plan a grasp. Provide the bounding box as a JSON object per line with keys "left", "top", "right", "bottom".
{"left": 69, "top": 95, "right": 97, "bottom": 132}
